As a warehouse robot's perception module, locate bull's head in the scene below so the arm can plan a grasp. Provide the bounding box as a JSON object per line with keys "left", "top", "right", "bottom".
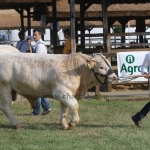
{"left": 86, "top": 54, "right": 117, "bottom": 84}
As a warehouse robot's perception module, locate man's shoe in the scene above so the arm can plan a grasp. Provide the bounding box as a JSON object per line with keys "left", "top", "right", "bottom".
{"left": 28, "top": 112, "right": 39, "bottom": 116}
{"left": 131, "top": 115, "right": 141, "bottom": 127}
{"left": 41, "top": 109, "right": 51, "bottom": 115}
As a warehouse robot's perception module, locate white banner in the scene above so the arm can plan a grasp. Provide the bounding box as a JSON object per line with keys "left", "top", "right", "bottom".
{"left": 117, "top": 51, "right": 150, "bottom": 81}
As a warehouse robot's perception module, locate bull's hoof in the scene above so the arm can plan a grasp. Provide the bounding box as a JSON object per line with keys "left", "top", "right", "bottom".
{"left": 12, "top": 124, "right": 22, "bottom": 129}
{"left": 68, "top": 126, "right": 73, "bottom": 130}
{"left": 68, "top": 121, "right": 76, "bottom": 130}
{"left": 63, "top": 127, "right": 69, "bottom": 130}
{"left": 62, "top": 125, "right": 69, "bottom": 130}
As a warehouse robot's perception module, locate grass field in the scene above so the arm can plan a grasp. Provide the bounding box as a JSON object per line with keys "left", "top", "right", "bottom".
{"left": 0, "top": 98, "right": 150, "bottom": 150}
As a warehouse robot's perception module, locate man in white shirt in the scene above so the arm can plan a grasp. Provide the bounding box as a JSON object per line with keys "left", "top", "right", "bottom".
{"left": 34, "top": 30, "right": 47, "bottom": 54}
{"left": 28, "top": 28, "right": 51, "bottom": 116}
{"left": 132, "top": 52, "right": 150, "bottom": 127}
{"left": 16, "top": 31, "right": 30, "bottom": 53}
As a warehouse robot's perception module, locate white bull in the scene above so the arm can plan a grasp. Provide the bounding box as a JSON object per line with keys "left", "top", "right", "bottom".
{"left": 0, "top": 52, "right": 117, "bottom": 129}
{"left": 0, "top": 45, "right": 19, "bottom": 54}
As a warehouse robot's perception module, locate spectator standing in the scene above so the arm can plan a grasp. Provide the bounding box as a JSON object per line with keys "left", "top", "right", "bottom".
{"left": 16, "top": 31, "right": 30, "bottom": 53}
{"left": 63, "top": 29, "right": 71, "bottom": 54}
{"left": 28, "top": 28, "right": 51, "bottom": 116}
{"left": 26, "top": 37, "right": 35, "bottom": 53}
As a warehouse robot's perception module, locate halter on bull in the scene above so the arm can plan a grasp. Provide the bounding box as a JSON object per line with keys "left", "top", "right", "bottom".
{"left": 90, "top": 53, "right": 115, "bottom": 84}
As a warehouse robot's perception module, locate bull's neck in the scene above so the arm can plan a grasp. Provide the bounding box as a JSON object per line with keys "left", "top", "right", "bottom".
{"left": 81, "top": 67, "right": 100, "bottom": 86}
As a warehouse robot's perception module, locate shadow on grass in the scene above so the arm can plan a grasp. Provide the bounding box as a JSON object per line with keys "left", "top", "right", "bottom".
{"left": 0, "top": 124, "right": 12, "bottom": 129}
{"left": 0, "top": 122, "right": 132, "bottom": 130}
{"left": 22, "top": 122, "right": 132, "bottom": 130}
{"left": 77, "top": 123, "right": 131, "bottom": 128}
{"left": 15, "top": 113, "right": 29, "bottom": 116}
{"left": 0, "top": 123, "right": 62, "bottom": 130}
{"left": 21, "top": 123, "right": 62, "bottom": 130}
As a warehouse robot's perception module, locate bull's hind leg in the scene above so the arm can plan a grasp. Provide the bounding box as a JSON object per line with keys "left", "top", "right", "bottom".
{"left": 0, "top": 87, "right": 21, "bottom": 129}
{"left": 60, "top": 102, "right": 69, "bottom": 129}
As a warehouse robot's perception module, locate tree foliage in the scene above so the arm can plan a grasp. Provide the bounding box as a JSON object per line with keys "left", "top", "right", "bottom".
{"left": 112, "top": 26, "right": 122, "bottom": 33}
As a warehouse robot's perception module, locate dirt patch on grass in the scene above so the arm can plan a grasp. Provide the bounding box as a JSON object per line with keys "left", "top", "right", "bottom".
{"left": 111, "top": 84, "right": 149, "bottom": 92}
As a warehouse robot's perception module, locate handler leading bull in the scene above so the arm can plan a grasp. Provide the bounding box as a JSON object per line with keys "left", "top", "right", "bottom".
{"left": 0, "top": 52, "right": 117, "bottom": 129}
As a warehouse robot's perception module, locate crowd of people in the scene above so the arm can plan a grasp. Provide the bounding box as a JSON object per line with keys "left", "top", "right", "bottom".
{"left": 15, "top": 28, "right": 71, "bottom": 116}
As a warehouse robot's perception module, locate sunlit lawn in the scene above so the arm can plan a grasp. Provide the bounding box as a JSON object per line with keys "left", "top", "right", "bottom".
{"left": 0, "top": 98, "right": 150, "bottom": 150}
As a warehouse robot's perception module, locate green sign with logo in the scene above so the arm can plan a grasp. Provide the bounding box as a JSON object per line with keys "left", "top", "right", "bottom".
{"left": 117, "top": 52, "right": 149, "bottom": 81}
{"left": 120, "top": 55, "right": 141, "bottom": 75}
{"left": 125, "top": 55, "right": 135, "bottom": 64}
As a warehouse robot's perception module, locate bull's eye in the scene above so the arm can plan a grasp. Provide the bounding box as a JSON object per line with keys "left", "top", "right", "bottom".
{"left": 99, "top": 67, "right": 104, "bottom": 69}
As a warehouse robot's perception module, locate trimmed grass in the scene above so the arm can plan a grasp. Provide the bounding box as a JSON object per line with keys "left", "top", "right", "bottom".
{"left": 0, "top": 99, "right": 150, "bottom": 150}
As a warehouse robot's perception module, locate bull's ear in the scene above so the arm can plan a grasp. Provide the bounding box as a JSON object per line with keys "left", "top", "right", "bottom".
{"left": 90, "top": 57, "right": 97, "bottom": 62}
{"left": 86, "top": 60, "right": 93, "bottom": 69}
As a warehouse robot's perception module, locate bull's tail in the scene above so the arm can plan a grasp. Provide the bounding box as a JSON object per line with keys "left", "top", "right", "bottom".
{"left": 11, "top": 90, "right": 17, "bottom": 101}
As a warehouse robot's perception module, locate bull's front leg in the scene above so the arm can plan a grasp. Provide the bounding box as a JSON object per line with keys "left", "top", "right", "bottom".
{"left": 60, "top": 102, "right": 69, "bottom": 130}
{"left": 60, "top": 96, "right": 80, "bottom": 130}
{"left": 54, "top": 88, "right": 80, "bottom": 130}
{"left": 68, "top": 99, "right": 80, "bottom": 130}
